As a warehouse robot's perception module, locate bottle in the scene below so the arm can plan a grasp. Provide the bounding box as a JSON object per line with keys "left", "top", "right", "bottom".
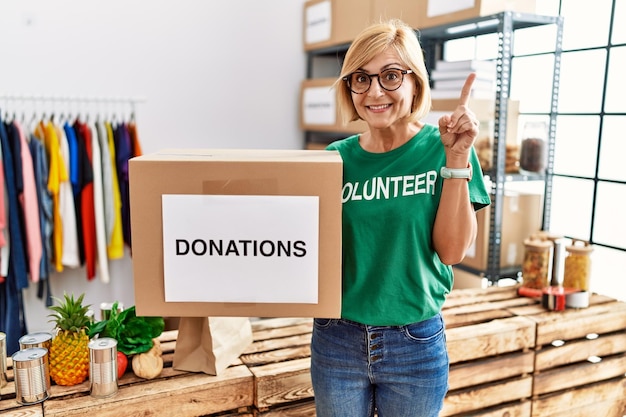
{"left": 563, "top": 239, "right": 593, "bottom": 291}
{"left": 519, "top": 121, "right": 548, "bottom": 174}
{"left": 521, "top": 235, "right": 553, "bottom": 290}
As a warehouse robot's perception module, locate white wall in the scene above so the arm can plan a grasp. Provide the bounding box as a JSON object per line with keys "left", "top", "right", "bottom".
{"left": 0, "top": 0, "right": 308, "bottom": 332}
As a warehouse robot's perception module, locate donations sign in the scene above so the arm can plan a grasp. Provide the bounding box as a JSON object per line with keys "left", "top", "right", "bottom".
{"left": 161, "top": 194, "right": 320, "bottom": 304}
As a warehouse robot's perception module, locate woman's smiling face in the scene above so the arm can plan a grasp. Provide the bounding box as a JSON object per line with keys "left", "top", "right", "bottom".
{"left": 351, "top": 49, "right": 416, "bottom": 130}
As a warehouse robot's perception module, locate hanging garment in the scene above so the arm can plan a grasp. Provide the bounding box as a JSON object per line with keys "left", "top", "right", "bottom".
{"left": 14, "top": 121, "right": 42, "bottom": 283}
{"left": 128, "top": 120, "right": 143, "bottom": 157}
{"left": 0, "top": 115, "right": 29, "bottom": 355}
{"left": 89, "top": 120, "right": 110, "bottom": 283}
{"left": 4, "top": 122, "right": 27, "bottom": 262}
{"left": 38, "top": 121, "right": 68, "bottom": 272}
{"left": 114, "top": 123, "right": 132, "bottom": 248}
{"left": 0, "top": 141, "right": 8, "bottom": 278}
{"left": 105, "top": 121, "right": 124, "bottom": 260}
{"left": 65, "top": 122, "right": 86, "bottom": 266}
{"left": 74, "top": 121, "right": 96, "bottom": 280}
{"left": 28, "top": 135, "right": 53, "bottom": 306}
{"left": 54, "top": 122, "right": 80, "bottom": 269}
{"left": 95, "top": 121, "right": 114, "bottom": 245}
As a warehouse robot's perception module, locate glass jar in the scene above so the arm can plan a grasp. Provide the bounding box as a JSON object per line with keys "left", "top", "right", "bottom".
{"left": 521, "top": 236, "right": 553, "bottom": 289}
{"left": 563, "top": 239, "right": 593, "bottom": 291}
{"left": 519, "top": 121, "right": 548, "bottom": 174}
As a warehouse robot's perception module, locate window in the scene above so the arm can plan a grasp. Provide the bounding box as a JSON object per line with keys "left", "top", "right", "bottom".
{"left": 445, "top": 0, "right": 625, "bottom": 300}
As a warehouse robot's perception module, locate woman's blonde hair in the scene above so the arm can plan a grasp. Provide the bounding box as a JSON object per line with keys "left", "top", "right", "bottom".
{"left": 334, "top": 19, "right": 431, "bottom": 125}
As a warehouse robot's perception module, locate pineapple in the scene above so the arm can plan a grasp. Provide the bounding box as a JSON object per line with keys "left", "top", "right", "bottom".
{"left": 47, "top": 293, "right": 91, "bottom": 386}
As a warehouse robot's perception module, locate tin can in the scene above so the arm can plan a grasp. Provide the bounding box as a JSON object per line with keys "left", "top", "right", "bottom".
{"left": 0, "top": 332, "right": 7, "bottom": 389}
{"left": 89, "top": 337, "right": 118, "bottom": 398}
{"left": 100, "top": 302, "right": 124, "bottom": 320}
{"left": 12, "top": 347, "right": 50, "bottom": 404}
{"left": 19, "top": 332, "right": 52, "bottom": 351}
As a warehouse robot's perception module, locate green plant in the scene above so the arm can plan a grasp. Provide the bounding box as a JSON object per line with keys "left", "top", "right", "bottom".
{"left": 89, "top": 302, "right": 164, "bottom": 356}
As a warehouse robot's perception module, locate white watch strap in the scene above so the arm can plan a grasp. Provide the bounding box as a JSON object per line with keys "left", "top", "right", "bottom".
{"left": 440, "top": 165, "right": 472, "bottom": 179}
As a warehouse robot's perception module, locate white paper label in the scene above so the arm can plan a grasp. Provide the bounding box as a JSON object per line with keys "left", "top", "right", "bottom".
{"left": 162, "top": 194, "right": 320, "bottom": 304}
{"left": 428, "top": 0, "right": 475, "bottom": 17}
{"left": 305, "top": 0, "right": 332, "bottom": 44}
{"left": 303, "top": 86, "right": 336, "bottom": 125}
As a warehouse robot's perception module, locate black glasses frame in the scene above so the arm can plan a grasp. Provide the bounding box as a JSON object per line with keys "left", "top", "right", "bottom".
{"left": 342, "top": 68, "right": 414, "bottom": 94}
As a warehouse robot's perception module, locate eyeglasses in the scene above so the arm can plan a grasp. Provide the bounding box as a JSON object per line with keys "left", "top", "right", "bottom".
{"left": 342, "top": 68, "right": 413, "bottom": 94}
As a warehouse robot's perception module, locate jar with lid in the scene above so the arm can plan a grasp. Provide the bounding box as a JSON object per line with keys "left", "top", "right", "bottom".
{"left": 519, "top": 121, "right": 548, "bottom": 174}
{"left": 521, "top": 236, "right": 553, "bottom": 289}
{"left": 563, "top": 239, "right": 593, "bottom": 291}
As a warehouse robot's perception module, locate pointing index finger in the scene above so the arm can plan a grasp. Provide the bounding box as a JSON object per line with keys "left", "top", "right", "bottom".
{"left": 459, "top": 72, "right": 477, "bottom": 106}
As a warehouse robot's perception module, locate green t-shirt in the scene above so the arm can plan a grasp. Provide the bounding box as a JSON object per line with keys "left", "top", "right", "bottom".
{"left": 327, "top": 124, "right": 490, "bottom": 326}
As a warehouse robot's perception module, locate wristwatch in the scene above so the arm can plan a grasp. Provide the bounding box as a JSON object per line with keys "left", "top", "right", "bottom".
{"left": 440, "top": 165, "right": 472, "bottom": 181}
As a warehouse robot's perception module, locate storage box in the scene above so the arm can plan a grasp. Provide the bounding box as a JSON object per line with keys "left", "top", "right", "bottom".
{"left": 461, "top": 191, "right": 543, "bottom": 271}
{"left": 129, "top": 149, "right": 343, "bottom": 318}
{"left": 419, "top": 0, "right": 537, "bottom": 29}
{"left": 371, "top": 0, "right": 422, "bottom": 30}
{"left": 303, "top": 0, "right": 371, "bottom": 51}
{"left": 300, "top": 78, "right": 368, "bottom": 134}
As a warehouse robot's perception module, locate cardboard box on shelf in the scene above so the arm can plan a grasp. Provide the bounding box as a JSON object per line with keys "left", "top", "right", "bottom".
{"left": 300, "top": 77, "right": 368, "bottom": 134}
{"left": 129, "top": 149, "right": 343, "bottom": 318}
{"left": 452, "top": 267, "right": 488, "bottom": 290}
{"left": 419, "top": 0, "right": 537, "bottom": 29}
{"left": 303, "top": 0, "right": 371, "bottom": 51}
{"left": 371, "top": 0, "right": 423, "bottom": 30}
{"left": 461, "top": 191, "right": 543, "bottom": 271}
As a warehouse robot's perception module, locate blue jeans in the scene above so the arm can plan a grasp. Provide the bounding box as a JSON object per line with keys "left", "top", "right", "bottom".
{"left": 310, "top": 314, "right": 449, "bottom": 417}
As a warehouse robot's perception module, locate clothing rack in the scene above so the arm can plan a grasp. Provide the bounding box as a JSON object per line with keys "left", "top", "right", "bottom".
{"left": 0, "top": 94, "right": 146, "bottom": 121}
{"left": 0, "top": 93, "right": 145, "bottom": 103}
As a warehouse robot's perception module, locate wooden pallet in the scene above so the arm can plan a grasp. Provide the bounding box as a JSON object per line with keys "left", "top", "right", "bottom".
{"left": 508, "top": 294, "right": 626, "bottom": 416}
{"left": 441, "top": 286, "right": 538, "bottom": 417}
{"left": 3, "top": 287, "right": 625, "bottom": 416}
{"left": 240, "top": 318, "right": 314, "bottom": 414}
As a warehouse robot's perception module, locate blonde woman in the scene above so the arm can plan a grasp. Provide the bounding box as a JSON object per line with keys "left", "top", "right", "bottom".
{"left": 311, "top": 19, "right": 491, "bottom": 417}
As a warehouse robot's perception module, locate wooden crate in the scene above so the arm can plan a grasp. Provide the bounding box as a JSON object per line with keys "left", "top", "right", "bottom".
{"left": 452, "top": 401, "right": 532, "bottom": 417}
{"left": 256, "top": 399, "right": 316, "bottom": 416}
{"left": 240, "top": 318, "right": 314, "bottom": 414}
{"left": 530, "top": 377, "right": 626, "bottom": 417}
{"left": 18, "top": 330, "right": 255, "bottom": 417}
{"left": 441, "top": 286, "right": 538, "bottom": 417}
{"left": 506, "top": 294, "right": 626, "bottom": 416}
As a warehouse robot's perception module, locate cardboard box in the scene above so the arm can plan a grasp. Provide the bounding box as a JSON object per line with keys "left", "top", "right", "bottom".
{"left": 129, "top": 149, "right": 343, "bottom": 318}
{"left": 419, "top": 0, "right": 537, "bottom": 29}
{"left": 371, "top": 0, "right": 423, "bottom": 29}
{"left": 452, "top": 267, "right": 488, "bottom": 289}
{"left": 461, "top": 191, "right": 543, "bottom": 271}
{"left": 303, "top": 0, "right": 371, "bottom": 51}
{"left": 300, "top": 77, "right": 368, "bottom": 133}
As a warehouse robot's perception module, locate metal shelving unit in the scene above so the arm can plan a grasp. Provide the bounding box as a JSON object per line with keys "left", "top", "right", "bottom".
{"left": 304, "top": 11, "right": 564, "bottom": 283}
{"left": 419, "top": 12, "right": 563, "bottom": 282}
